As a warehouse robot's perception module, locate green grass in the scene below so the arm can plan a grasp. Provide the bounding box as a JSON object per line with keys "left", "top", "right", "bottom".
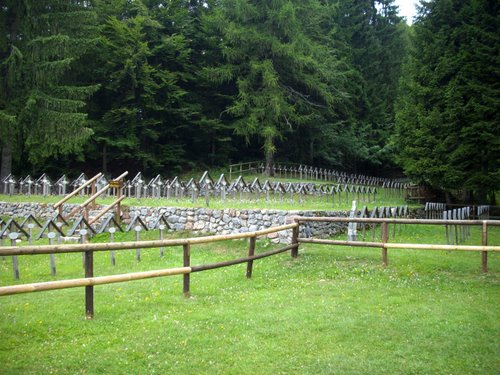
{"left": 0, "top": 225, "right": 498, "bottom": 374}
{"left": 0, "top": 187, "right": 414, "bottom": 212}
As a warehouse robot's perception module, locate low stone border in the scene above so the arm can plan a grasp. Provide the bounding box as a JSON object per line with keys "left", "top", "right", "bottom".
{"left": 0, "top": 202, "right": 350, "bottom": 243}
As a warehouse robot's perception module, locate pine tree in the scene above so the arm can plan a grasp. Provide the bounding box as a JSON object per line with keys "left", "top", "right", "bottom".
{"left": 87, "top": 0, "right": 199, "bottom": 174}
{"left": 0, "top": 0, "right": 99, "bottom": 177}
{"left": 202, "top": 0, "right": 350, "bottom": 174}
{"left": 395, "top": 0, "right": 500, "bottom": 203}
{"left": 336, "top": 0, "right": 407, "bottom": 171}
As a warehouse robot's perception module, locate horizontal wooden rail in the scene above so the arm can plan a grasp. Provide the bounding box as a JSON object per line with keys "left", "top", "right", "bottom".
{"left": 0, "top": 267, "right": 191, "bottom": 296}
{"left": 191, "top": 244, "right": 297, "bottom": 272}
{"left": 88, "top": 196, "right": 126, "bottom": 225}
{"left": 229, "top": 161, "right": 262, "bottom": 168}
{"left": 297, "top": 216, "right": 498, "bottom": 273}
{"left": 53, "top": 173, "right": 103, "bottom": 209}
{"left": 385, "top": 243, "right": 500, "bottom": 252}
{"left": 296, "top": 217, "right": 500, "bottom": 226}
{"left": 298, "top": 238, "right": 500, "bottom": 252}
{"left": 0, "top": 245, "right": 297, "bottom": 297}
{"left": 80, "top": 171, "right": 128, "bottom": 208}
{"left": 0, "top": 223, "right": 298, "bottom": 256}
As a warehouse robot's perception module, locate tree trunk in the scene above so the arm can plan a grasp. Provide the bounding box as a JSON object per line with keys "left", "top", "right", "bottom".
{"left": 265, "top": 150, "right": 274, "bottom": 177}
{"left": 1, "top": 144, "right": 12, "bottom": 180}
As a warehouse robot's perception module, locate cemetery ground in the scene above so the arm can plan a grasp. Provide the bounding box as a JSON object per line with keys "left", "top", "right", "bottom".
{"left": 0, "top": 225, "right": 498, "bottom": 374}
{"left": 0, "top": 186, "right": 413, "bottom": 212}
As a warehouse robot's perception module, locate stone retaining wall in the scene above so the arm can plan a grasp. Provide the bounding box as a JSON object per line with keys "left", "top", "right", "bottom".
{"left": 127, "top": 206, "right": 349, "bottom": 243}
{"left": 0, "top": 202, "right": 353, "bottom": 243}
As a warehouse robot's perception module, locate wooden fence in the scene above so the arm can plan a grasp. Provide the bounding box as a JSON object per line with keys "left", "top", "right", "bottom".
{"left": 0, "top": 223, "right": 299, "bottom": 319}
{"left": 0, "top": 218, "right": 498, "bottom": 319}
{"left": 296, "top": 217, "right": 499, "bottom": 272}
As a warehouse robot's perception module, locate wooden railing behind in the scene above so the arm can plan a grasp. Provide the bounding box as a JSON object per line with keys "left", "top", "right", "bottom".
{"left": 53, "top": 172, "right": 102, "bottom": 214}
{"left": 54, "top": 171, "right": 128, "bottom": 223}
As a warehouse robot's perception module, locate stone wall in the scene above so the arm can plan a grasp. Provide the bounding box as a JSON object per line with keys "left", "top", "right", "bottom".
{"left": 0, "top": 202, "right": 350, "bottom": 243}
{"left": 127, "top": 206, "right": 349, "bottom": 243}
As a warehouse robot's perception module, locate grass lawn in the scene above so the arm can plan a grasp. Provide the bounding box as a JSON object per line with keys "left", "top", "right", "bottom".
{"left": 0, "top": 226, "right": 498, "bottom": 374}
{"left": 0, "top": 184, "right": 414, "bottom": 212}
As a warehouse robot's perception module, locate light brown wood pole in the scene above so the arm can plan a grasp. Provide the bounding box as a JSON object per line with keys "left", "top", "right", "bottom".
{"left": 183, "top": 244, "right": 190, "bottom": 297}
{"left": 381, "top": 221, "right": 389, "bottom": 266}
{"left": 246, "top": 236, "right": 257, "bottom": 278}
{"left": 116, "top": 182, "right": 122, "bottom": 225}
{"left": 291, "top": 223, "right": 299, "bottom": 258}
{"left": 90, "top": 180, "right": 97, "bottom": 210}
{"left": 84, "top": 249, "right": 94, "bottom": 319}
{"left": 482, "top": 221, "right": 488, "bottom": 273}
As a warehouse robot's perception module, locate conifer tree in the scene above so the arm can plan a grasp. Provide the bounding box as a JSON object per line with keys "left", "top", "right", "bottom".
{"left": 87, "top": 0, "right": 197, "bottom": 174}
{"left": 0, "top": 0, "right": 99, "bottom": 177}
{"left": 336, "top": 0, "right": 406, "bottom": 171}
{"left": 395, "top": 0, "right": 499, "bottom": 203}
{"left": 203, "top": 0, "right": 350, "bottom": 174}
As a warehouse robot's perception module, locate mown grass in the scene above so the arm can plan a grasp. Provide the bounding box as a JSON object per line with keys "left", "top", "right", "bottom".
{"left": 0, "top": 226, "right": 498, "bottom": 374}
{"left": 0, "top": 185, "right": 414, "bottom": 212}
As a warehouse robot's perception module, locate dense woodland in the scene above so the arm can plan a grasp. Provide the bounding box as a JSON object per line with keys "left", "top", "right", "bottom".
{"left": 0, "top": 0, "right": 498, "bottom": 203}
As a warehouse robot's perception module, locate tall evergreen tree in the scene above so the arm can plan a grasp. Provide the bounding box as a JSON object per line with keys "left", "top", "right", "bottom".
{"left": 87, "top": 0, "right": 204, "bottom": 174}
{"left": 151, "top": 0, "right": 236, "bottom": 168}
{"left": 337, "top": 0, "right": 407, "bottom": 171}
{"left": 0, "top": 0, "right": 99, "bottom": 177}
{"left": 202, "top": 0, "right": 350, "bottom": 174}
{"left": 395, "top": 0, "right": 499, "bottom": 203}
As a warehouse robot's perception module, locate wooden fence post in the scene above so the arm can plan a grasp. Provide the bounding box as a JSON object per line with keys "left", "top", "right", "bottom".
{"left": 116, "top": 182, "right": 122, "bottom": 226}
{"left": 246, "top": 236, "right": 257, "bottom": 278}
{"left": 84, "top": 249, "right": 94, "bottom": 320}
{"left": 291, "top": 222, "right": 299, "bottom": 258}
{"left": 381, "top": 221, "right": 388, "bottom": 266}
{"left": 183, "top": 243, "right": 190, "bottom": 297}
{"left": 482, "top": 221, "right": 488, "bottom": 273}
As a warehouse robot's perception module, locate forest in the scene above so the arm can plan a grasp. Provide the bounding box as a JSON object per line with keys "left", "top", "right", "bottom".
{"left": 0, "top": 0, "right": 498, "bottom": 203}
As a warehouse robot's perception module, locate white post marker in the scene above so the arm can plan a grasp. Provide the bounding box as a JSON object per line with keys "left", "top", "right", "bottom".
{"left": 47, "top": 231, "right": 57, "bottom": 276}
{"left": 27, "top": 223, "right": 35, "bottom": 245}
{"left": 348, "top": 200, "right": 358, "bottom": 241}
{"left": 80, "top": 229, "right": 88, "bottom": 268}
{"left": 135, "top": 225, "right": 142, "bottom": 261}
{"left": 9, "top": 232, "right": 20, "bottom": 279}
{"left": 108, "top": 227, "right": 116, "bottom": 266}
{"left": 159, "top": 224, "right": 165, "bottom": 257}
